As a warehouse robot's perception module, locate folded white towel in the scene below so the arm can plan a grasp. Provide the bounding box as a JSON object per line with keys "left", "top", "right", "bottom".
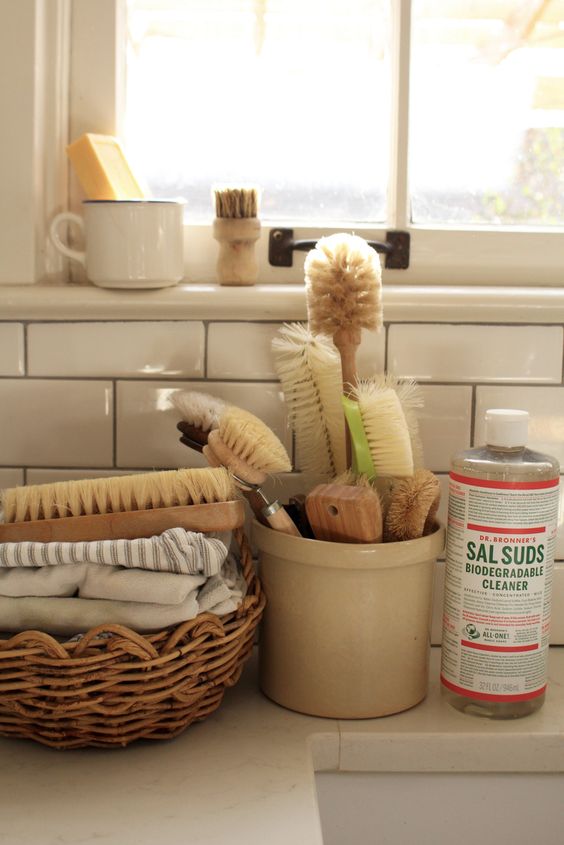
{"left": 0, "top": 528, "right": 230, "bottom": 575}
{"left": 0, "top": 564, "right": 206, "bottom": 604}
{"left": 0, "top": 556, "right": 247, "bottom": 635}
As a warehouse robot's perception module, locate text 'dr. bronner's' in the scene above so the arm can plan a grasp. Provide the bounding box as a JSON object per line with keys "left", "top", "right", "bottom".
{"left": 441, "top": 409, "right": 560, "bottom": 719}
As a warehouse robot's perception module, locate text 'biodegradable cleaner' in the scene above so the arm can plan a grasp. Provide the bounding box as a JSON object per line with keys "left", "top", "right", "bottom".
{"left": 440, "top": 409, "right": 560, "bottom": 718}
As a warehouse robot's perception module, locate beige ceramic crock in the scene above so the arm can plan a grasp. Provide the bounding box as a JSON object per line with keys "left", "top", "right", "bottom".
{"left": 253, "top": 520, "right": 445, "bottom": 719}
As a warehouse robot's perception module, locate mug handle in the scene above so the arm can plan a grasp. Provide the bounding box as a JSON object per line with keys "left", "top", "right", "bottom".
{"left": 49, "top": 212, "right": 86, "bottom": 266}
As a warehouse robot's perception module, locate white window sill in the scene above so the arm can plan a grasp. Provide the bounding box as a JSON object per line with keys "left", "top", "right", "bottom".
{"left": 1, "top": 282, "right": 564, "bottom": 323}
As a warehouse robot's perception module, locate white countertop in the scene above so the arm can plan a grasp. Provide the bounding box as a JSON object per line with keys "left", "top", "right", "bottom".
{"left": 1, "top": 647, "right": 564, "bottom": 845}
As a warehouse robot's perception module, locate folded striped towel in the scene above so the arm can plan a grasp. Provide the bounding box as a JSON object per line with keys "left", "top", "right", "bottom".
{"left": 0, "top": 528, "right": 229, "bottom": 576}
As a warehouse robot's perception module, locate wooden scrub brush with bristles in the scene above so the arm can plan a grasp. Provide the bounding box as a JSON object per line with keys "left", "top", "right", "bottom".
{"left": 305, "top": 233, "right": 383, "bottom": 465}
{"left": 272, "top": 323, "right": 347, "bottom": 481}
{"left": 0, "top": 467, "right": 243, "bottom": 543}
{"left": 171, "top": 390, "right": 226, "bottom": 445}
{"left": 173, "top": 392, "right": 301, "bottom": 537}
{"left": 353, "top": 378, "right": 414, "bottom": 480}
{"left": 212, "top": 185, "right": 261, "bottom": 286}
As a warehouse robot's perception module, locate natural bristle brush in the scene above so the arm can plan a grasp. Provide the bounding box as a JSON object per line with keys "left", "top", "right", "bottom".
{"left": 0, "top": 467, "right": 243, "bottom": 542}
{"left": 272, "top": 323, "right": 347, "bottom": 481}
{"left": 172, "top": 391, "right": 301, "bottom": 537}
{"left": 353, "top": 378, "right": 415, "bottom": 479}
{"left": 305, "top": 234, "right": 383, "bottom": 466}
{"left": 384, "top": 469, "right": 441, "bottom": 542}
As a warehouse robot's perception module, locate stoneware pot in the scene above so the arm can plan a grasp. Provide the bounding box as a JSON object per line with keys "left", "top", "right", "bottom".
{"left": 253, "top": 520, "right": 445, "bottom": 719}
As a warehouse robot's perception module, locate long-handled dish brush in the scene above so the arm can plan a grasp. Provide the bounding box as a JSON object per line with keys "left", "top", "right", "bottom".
{"left": 212, "top": 185, "right": 261, "bottom": 286}
{"left": 172, "top": 392, "right": 301, "bottom": 537}
{"left": 272, "top": 323, "right": 347, "bottom": 480}
{"left": 305, "top": 233, "right": 383, "bottom": 466}
{"left": 0, "top": 467, "right": 242, "bottom": 542}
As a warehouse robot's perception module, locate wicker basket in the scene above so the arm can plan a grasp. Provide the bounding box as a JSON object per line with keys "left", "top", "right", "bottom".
{"left": 0, "top": 527, "right": 264, "bottom": 749}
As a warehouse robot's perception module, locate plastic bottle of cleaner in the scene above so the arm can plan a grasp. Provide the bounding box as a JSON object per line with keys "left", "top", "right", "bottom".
{"left": 440, "top": 409, "right": 560, "bottom": 718}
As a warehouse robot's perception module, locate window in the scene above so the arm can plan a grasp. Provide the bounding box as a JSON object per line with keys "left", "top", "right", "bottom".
{"left": 410, "top": 1, "right": 564, "bottom": 228}
{"left": 119, "top": 0, "right": 564, "bottom": 284}
{"left": 2, "top": 0, "right": 563, "bottom": 286}
{"left": 124, "top": 0, "right": 391, "bottom": 225}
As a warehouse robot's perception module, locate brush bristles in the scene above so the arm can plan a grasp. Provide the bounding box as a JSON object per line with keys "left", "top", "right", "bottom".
{"left": 1, "top": 468, "right": 235, "bottom": 523}
{"left": 331, "top": 470, "right": 372, "bottom": 488}
{"left": 304, "top": 234, "right": 383, "bottom": 336}
{"left": 366, "top": 374, "right": 425, "bottom": 469}
{"left": 354, "top": 380, "right": 414, "bottom": 478}
{"left": 384, "top": 469, "right": 440, "bottom": 542}
{"left": 214, "top": 187, "right": 259, "bottom": 219}
{"left": 219, "top": 407, "right": 291, "bottom": 474}
{"left": 272, "top": 323, "right": 346, "bottom": 479}
{"left": 171, "top": 390, "right": 226, "bottom": 432}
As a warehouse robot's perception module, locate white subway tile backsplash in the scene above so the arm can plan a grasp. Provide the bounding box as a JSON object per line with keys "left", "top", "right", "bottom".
{"left": 207, "top": 323, "right": 386, "bottom": 382}
{"left": 116, "top": 381, "right": 290, "bottom": 469}
{"left": 357, "top": 327, "right": 386, "bottom": 379}
{"left": 0, "top": 380, "right": 113, "bottom": 467}
{"left": 418, "top": 385, "right": 472, "bottom": 471}
{"left": 475, "top": 386, "right": 564, "bottom": 464}
{"left": 26, "top": 469, "right": 135, "bottom": 484}
{"left": 389, "top": 325, "right": 563, "bottom": 383}
{"left": 28, "top": 322, "right": 205, "bottom": 378}
{"left": 0, "top": 468, "right": 24, "bottom": 489}
{"left": 0, "top": 324, "right": 24, "bottom": 376}
{"left": 208, "top": 323, "right": 282, "bottom": 379}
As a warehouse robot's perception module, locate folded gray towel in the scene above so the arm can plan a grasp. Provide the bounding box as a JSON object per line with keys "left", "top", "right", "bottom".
{"left": 0, "top": 528, "right": 230, "bottom": 575}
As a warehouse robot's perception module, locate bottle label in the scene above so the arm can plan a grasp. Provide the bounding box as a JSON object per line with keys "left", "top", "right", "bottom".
{"left": 440, "top": 473, "right": 559, "bottom": 702}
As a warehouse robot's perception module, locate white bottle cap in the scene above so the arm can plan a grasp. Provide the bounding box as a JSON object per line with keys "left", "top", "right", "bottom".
{"left": 485, "top": 408, "right": 529, "bottom": 448}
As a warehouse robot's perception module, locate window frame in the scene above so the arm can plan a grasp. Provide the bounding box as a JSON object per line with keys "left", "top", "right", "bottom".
{"left": 0, "top": 0, "right": 70, "bottom": 285}
{"left": 4, "top": 0, "right": 562, "bottom": 288}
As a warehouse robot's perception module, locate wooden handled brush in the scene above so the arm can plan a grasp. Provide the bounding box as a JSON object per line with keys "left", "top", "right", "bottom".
{"left": 173, "top": 392, "right": 302, "bottom": 537}
{"left": 212, "top": 186, "right": 261, "bottom": 286}
{"left": 0, "top": 468, "right": 243, "bottom": 542}
{"left": 305, "top": 483, "right": 383, "bottom": 544}
{"left": 304, "top": 234, "right": 383, "bottom": 466}
{"left": 272, "top": 322, "right": 347, "bottom": 480}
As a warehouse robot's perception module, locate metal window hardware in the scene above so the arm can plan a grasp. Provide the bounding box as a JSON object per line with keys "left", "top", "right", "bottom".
{"left": 268, "top": 228, "right": 410, "bottom": 270}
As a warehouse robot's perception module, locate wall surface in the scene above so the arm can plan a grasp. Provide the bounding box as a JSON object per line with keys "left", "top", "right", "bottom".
{"left": 1, "top": 314, "right": 563, "bottom": 641}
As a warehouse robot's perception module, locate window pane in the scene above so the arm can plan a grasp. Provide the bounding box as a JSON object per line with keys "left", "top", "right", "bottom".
{"left": 410, "top": 0, "right": 564, "bottom": 225}
{"left": 124, "top": 0, "right": 390, "bottom": 223}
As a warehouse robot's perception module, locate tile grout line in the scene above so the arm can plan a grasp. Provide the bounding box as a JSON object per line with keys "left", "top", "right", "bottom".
{"left": 112, "top": 380, "right": 118, "bottom": 468}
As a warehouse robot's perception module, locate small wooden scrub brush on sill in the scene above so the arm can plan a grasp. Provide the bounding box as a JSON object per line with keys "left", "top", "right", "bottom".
{"left": 172, "top": 391, "right": 301, "bottom": 537}
{"left": 0, "top": 467, "right": 243, "bottom": 542}
{"left": 212, "top": 185, "right": 261, "bottom": 286}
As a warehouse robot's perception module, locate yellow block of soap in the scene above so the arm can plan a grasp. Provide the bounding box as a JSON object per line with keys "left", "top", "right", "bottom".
{"left": 66, "top": 133, "right": 145, "bottom": 200}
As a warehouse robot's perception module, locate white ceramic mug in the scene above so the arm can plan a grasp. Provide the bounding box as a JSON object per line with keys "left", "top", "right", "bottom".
{"left": 50, "top": 199, "right": 185, "bottom": 289}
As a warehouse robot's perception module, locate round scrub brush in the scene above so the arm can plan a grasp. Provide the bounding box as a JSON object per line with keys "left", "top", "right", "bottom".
{"left": 305, "top": 233, "right": 382, "bottom": 394}
{"left": 173, "top": 392, "right": 300, "bottom": 537}
{"left": 384, "top": 469, "right": 441, "bottom": 542}
{"left": 305, "top": 234, "right": 383, "bottom": 465}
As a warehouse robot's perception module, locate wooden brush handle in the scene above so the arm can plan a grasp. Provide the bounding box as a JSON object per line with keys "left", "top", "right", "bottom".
{"left": 333, "top": 327, "right": 362, "bottom": 468}
{"left": 0, "top": 501, "right": 245, "bottom": 543}
{"left": 177, "top": 421, "right": 209, "bottom": 447}
{"left": 203, "top": 432, "right": 301, "bottom": 537}
{"left": 213, "top": 218, "right": 261, "bottom": 286}
{"left": 333, "top": 327, "right": 361, "bottom": 396}
{"left": 305, "top": 483, "right": 382, "bottom": 544}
